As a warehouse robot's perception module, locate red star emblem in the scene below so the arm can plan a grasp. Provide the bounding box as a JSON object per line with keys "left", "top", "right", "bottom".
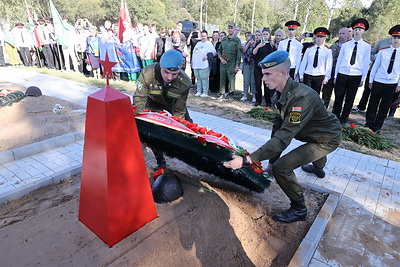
{"left": 99, "top": 50, "right": 118, "bottom": 86}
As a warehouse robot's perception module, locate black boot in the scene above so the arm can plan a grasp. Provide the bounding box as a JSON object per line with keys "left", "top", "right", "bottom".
{"left": 301, "top": 164, "right": 325, "bottom": 178}
{"left": 274, "top": 197, "right": 307, "bottom": 223}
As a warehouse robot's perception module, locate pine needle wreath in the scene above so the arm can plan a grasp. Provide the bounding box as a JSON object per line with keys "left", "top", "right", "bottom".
{"left": 342, "top": 124, "right": 393, "bottom": 151}
{"left": 247, "top": 107, "right": 278, "bottom": 122}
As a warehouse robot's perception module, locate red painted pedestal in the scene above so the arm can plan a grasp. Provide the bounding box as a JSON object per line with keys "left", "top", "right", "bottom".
{"left": 78, "top": 86, "right": 157, "bottom": 247}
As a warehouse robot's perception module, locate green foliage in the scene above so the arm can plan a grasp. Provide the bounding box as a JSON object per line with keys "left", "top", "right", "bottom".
{"left": 247, "top": 107, "right": 278, "bottom": 122}
{"left": 341, "top": 125, "right": 393, "bottom": 151}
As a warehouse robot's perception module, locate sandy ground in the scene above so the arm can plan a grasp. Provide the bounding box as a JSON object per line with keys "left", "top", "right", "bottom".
{"left": 0, "top": 83, "right": 328, "bottom": 265}
{"left": 0, "top": 84, "right": 86, "bottom": 152}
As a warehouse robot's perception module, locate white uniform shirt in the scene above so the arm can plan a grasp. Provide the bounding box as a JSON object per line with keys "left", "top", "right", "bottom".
{"left": 278, "top": 38, "right": 302, "bottom": 71}
{"left": 335, "top": 38, "right": 371, "bottom": 80}
{"left": 12, "top": 27, "right": 33, "bottom": 48}
{"left": 192, "top": 41, "right": 216, "bottom": 69}
{"left": 370, "top": 46, "right": 400, "bottom": 86}
{"left": 299, "top": 44, "right": 333, "bottom": 82}
{"left": 37, "top": 25, "right": 51, "bottom": 45}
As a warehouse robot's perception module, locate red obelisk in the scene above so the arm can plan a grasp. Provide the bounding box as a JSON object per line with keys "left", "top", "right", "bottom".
{"left": 78, "top": 53, "right": 157, "bottom": 247}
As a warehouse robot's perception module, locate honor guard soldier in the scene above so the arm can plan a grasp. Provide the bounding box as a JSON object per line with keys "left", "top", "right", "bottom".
{"left": 321, "top": 27, "right": 349, "bottom": 108}
{"left": 223, "top": 51, "right": 342, "bottom": 223}
{"left": 353, "top": 32, "right": 393, "bottom": 113}
{"left": 134, "top": 50, "right": 192, "bottom": 179}
{"left": 299, "top": 27, "right": 333, "bottom": 95}
{"left": 365, "top": 25, "right": 400, "bottom": 133}
{"left": 333, "top": 18, "right": 371, "bottom": 124}
{"left": 12, "top": 22, "right": 33, "bottom": 67}
{"left": 37, "top": 19, "right": 55, "bottom": 69}
{"left": 278, "top": 21, "right": 303, "bottom": 79}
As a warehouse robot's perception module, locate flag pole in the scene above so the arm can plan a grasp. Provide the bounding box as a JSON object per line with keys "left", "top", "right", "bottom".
{"left": 35, "top": 47, "right": 43, "bottom": 68}
{"left": 56, "top": 40, "right": 64, "bottom": 70}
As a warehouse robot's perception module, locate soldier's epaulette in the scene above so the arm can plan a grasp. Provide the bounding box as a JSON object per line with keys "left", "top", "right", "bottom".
{"left": 325, "top": 44, "right": 331, "bottom": 49}
{"left": 379, "top": 46, "right": 390, "bottom": 50}
{"left": 364, "top": 40, "right": 371, "bottom": 45}
{"left": 308, "top": 44, "right": 315, "bottom": 48}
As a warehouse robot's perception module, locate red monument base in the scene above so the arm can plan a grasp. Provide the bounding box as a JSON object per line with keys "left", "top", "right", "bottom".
{"left": 78, "top": 86, "right": 157, "bottom": 247}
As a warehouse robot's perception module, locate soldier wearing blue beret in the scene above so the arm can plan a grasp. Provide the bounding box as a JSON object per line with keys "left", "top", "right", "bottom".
{"left": 134, "top": 49, "right": 192, "bottom": 179}
{"left": 224, "top": 50, "right": 342, "bottom": 223}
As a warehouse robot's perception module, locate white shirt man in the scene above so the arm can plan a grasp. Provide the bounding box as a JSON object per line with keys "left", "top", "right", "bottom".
{"left": 332, "top": 18, "right": 371, "bottom": 124}
{"left": 278, "top": 20, "right": 303, "bottom": 79}
{"left": 365, "top": 25, "right": 400, "bottom": 133}
{"left": 299, "top": 27, "right": 333, "bottom": 94}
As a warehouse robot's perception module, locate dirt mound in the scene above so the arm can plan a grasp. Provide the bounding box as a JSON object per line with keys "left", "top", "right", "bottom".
{"left": 0, "top": 84, "right": 85, "bottom": 152}
{"left": 0, "top": 159, "right": 326, "bottom": 266}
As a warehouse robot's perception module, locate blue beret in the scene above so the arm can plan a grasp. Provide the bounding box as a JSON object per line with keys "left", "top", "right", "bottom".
{"left": 258, "top": 50, "right": 289, "bottom": 69}
{"left": 160, "top": 50, "right": 183, "bottom": 71}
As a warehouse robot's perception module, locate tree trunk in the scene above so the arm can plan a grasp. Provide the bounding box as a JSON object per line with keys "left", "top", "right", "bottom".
{"left": 251, "top": 0, "right": 256, "bottom": 32}
{"left": 302, "top": 0, "right": 313, "bottom": 33}
{"left": 293, "top": 0, "right": 299, "bottom": 20}
{"left": 200, "top": 0, "right": 204, "bottom": 31}
{"left": 326, "top": 8, "right": 335, "bottom": 30}
{"left": 205, "top": 0, "right": 208, "bottom": 29}
{"left": 234, "top": 0, "right": 239, "bottom": 23}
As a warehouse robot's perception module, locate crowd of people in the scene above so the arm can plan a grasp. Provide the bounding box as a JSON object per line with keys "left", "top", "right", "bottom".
{"left": 0, "top": 17, "right": 399, "bottom": 133}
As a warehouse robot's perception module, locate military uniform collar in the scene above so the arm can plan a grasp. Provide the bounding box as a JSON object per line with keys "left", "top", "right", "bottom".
{"left": 278, "top": 78, "right": 294, "bottom": 106}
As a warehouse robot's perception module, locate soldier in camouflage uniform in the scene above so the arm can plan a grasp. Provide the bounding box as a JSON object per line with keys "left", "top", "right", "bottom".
{"left": 217, "top": 23, "right": 242, "bottom": 99}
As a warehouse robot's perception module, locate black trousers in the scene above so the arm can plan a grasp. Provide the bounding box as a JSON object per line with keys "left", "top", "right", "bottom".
{"left": 42, "top": 44, "right": 55, "bottom": 69}
{"left": 322, "top": 78, "right": 334, "bottom": 108}
{"left": 303, "top": 74, "right": 324, "bottom": 95}
{"left": 51, "top": 44, "right": 62, "bottom": 70}
{"left": 357, "top": 70, "right": 371, "bottom": 111}
{"left": 332, "top": 73, "right": 362, "bottom": 124}
{"left": 254, "top": 65, "right": 274, "bottom": 106}
{"left": 18, "top": 47, "right": 32, "bottom": 66}
{"left": 289, "top": 68, "right": 295, "bottom": 79}
{"left": 365, "top": 82, "right": 397, "bottom": 132}
{"left": 0, "top": 45, "right": 5, "bottom": 65}
{"left": 389, "top": 91, "right": 399, "bottom": 116}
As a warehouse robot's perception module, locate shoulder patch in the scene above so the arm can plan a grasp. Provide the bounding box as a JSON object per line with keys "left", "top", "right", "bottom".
{"left": 325, "top": 44, "right": 331, "bottom": 49}
{"left": 379, "top": 46, "right": 390, "bottom": 50}
{"left": 288, "top": 106, "right": 302, "bottom": 123}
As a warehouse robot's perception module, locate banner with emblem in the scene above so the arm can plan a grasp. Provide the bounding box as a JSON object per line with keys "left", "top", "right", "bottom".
{"left": 99, "top": 40, "right": 141, "bottom": 73}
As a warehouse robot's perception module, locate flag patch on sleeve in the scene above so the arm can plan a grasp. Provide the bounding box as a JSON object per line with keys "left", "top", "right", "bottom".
{"left": 289, "top": 107, "right": 302, "bottom": 123}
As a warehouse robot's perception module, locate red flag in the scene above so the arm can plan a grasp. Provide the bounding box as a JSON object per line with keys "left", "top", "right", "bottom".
{"left": 117, "top": 0, "right": 132, "bottom": 43}
{"left": 25, "top": 1, "right": 43, "bottom": 48}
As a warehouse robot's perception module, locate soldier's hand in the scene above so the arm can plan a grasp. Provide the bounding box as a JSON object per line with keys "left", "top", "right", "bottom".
{"left": 300, "top": 78, "right": 304, "bottom": 83}
{"left": 359, "top": 81, "right": 364, "bottom": 87}
{"left": 333, "top": 79, "right": 336, "bottom": 84}
{"left": 395, "top": 86, "right": 400, "bottom": 93}
{"left": 223, "top": 155, "right": 243, "bottom": 170}
{"left": 234, "top": 65, "right": 239, "bottom": 73}
{"left": 369, "top": 83, "right": 373, "bottom": 89}
{"left": 221, "top": 58, "right": 227, "bottom": 64}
